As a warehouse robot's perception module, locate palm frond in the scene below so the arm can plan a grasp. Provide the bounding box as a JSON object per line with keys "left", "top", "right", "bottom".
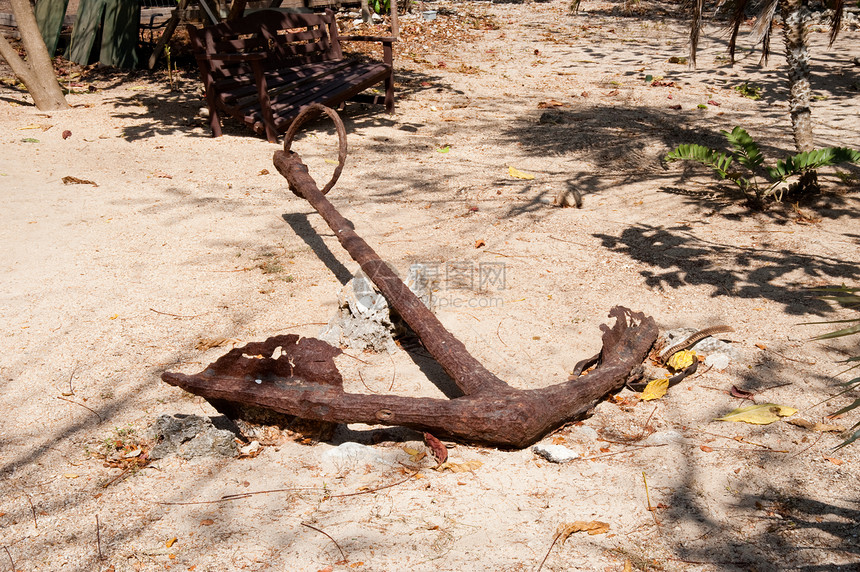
{"left": 829, "top": 0, "right": 844, "bottom": 45}
{"left": 725, "top": 0, "right": 751, "bottom": 63}
{"left": 750, "top": 0, "right": 778, "bottom": 63}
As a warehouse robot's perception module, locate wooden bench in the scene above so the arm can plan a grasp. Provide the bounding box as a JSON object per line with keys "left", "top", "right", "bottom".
{"left": 187, "top": 9, "right": 394, "bottom": 142}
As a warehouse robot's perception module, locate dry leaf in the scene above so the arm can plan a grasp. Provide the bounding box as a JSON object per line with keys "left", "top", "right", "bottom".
{"left": 423, "top": 432, "right": 449, "bottom": 465}
{"left": 62, "top": 130, "right": 72, "bottom": 139}
{"left": 556, "top": 520, "right": 610, "bottom": 543}
{"left": 788, "top": 418, "right": 844, "bottom": 432}
{"left": 62, "top": 175, "right": 98, "bottom": 186}
{"left": 475, "top": 239, "right": 486, "bottom": 248}
{"left": 717, "top": 403, "right": 797, "bottom": 425}
{"left": 200, "top": 519, "right": 214, "bottom": 526}
{"left": 64, "top": 473, "right": 79, "bottom": 479}
{"left": 537, "top": 99, "right": 565, "bottom": 108}
{"left": 700, "top": 445, "right": 714, "bottom": 453}
{"left": 667, "top": 349, "right": 696, "bottom": 370}
{"left": 195, "top": 337, "right": 236, "bottom": 351}
{"left": 606, "top": 89, "right": 620, "bottom": 96}
{"left": 154, "top": 170, "right": 173, "bottom": 179}
{"left": 640, "top": 378, "right": 669, "bottom": 401}
{"left": 435, "top": 459, "right": 482, "bottom": 473}
{"left": 623, "top": 560, "right": 633, "bottom": 572}
{"left": 166, "top": 537, "right": 177, "bottom": 548}
{"left": 508, "top": 165, "right": 535, "bottom": 180}
{"left": 730, "top": 385, "right": 756, "bottom": 401}
{"left": 258, "top": 169, "right": 270, "bottom": 175}
{"left": 822, "top": 456, "right": 844, "bottom": 466}
{"left": 755, "top": 343, "right": 767, "bottom": 350}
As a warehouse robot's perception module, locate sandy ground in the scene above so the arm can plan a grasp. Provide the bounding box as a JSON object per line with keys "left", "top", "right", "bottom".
{"left": 1, "top": 0, "right": 860, "bottom": 570}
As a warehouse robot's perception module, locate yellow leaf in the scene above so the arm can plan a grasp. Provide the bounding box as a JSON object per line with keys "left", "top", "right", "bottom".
{"left": 324, "top": 159, "right": 339, "bottom": 165}
{"left": 508, "top": 165, "right": 535, "bottom": 180}
{"left": 166, "top": 537, "right": 177, "bottom": 548}
{"left": 667, "top": 349, "right": 696, "bottom": 370}
{"left": 64, "top": 473, "right": 79, "bottom": 479}
{"left": 556, "top": 520, "right": 610, "bottom": 543}
{"left": 640, "top": 378, "right": 669, "bottom": 401}
{"left": 435, "top": 460, "right": 482, "bottom": 473}
{"left": 717, "top": 403, "right": 797, "bottom": 425}
{"left": 109, "top": 314, "right": 119, "bottom": 320}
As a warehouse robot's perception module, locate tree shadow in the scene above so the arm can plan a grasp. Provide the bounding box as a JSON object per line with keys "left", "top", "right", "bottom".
{"left": 593, "top": 223, "right": 859, "bottom": 315}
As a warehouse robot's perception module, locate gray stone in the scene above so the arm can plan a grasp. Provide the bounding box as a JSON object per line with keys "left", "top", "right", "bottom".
{"left": 146, "top": 414, "right": 238, "bottom": 459}
{"left": 319, "top": 442, "right": 397, "bottom": 474}
{"left": 532, "top": 443, "right": 581, "bottom": 463}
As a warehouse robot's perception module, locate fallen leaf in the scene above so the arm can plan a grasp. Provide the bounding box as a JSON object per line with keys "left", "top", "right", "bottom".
{"left": 640, "top": 378, "right": 669, "bottom": 401}
{"left": 708, "top": 100, "right": 720, "bottom": 106}
{"left": 62, "top": 175, "right": 98, "bottom": 186}
{"left": 475, "top": 239, "right": 486, "bottom": 248}
{"left": 22, "top": 137, "right": 39, "bottom": 143}
{"left": 200, "top": 519, "right": 214, "bottom": 526}
{"left": 822, "top": 456, "right": 844, "bottom": 466}
{"left": 258, "top": 169, "right": 270, "bottom": 175}
{"left": 667, "top": 349, "right": 696, "bottom": 370}
{"left": 195, "top": 337, "right": 235, "bottom": 351}
{"left": 787, "top": 418, "right": 844, "bottom": 432}
{"left": 62, "top": 130, "right": 72, "bottom": 139}
{"left": 423, "top": 432, "right": 448, "bottom": 465}
{"left": 717, "top": 403, "right": 797, "bottom": 425}
{"left": 402, "top": 446, "right": 426, "bottom": 462}
{"left": 166, "top": 537, "right": 177, "bottom": 548}
{"left": 755, "top": 343, "right": 767, "bottom": 350}
{"left": 64, "top": 473, "right": 79, "bottom": 478}
{"left": 154, "top": 170, "right": 173, "bottom": 179}
{"left": 730, "top": 385, "right": 756, "bottom": 401}
{"left": 700, "top": 445, "right": 714, "bottom": 453}
{"left": 508, "top": 165, "right": 535, "bottom": 180}
{"left": 537, "top": 99, "right": 565, "bottom": 108}
{"left": 623, "top": 561, "right": 633, "bottom": 572}
{"left": 109, "top": 314, "right": 119, "bottom": 320}
{"left": 556, "top": 520, "right": 610, "bottom": 542}
{"left": 436, "top": 145, "right": 450, "bottom": 153}
{"left": 435, "top": 459, "right": 481, "bottom": 473}
{"left": 606, "top": 89, "right": 619, "bottom": 96}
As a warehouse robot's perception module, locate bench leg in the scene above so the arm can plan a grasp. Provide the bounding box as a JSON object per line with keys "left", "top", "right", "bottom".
{"left": 208, "top": 106, "right": 223, "bottom": 138}
{"left": 384, "top": 72, "right": 395, "bottom": 114}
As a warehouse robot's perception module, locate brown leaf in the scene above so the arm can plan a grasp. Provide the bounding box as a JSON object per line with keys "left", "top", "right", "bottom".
{"left": 166, "top": 537, "right": 178, "bottom": 548}
{"left": 200, "top": 519, "right": 214, "bottom": 526}
{"left": 423, "top": 432, "right": 448, "bottom": 465}
{"left": 475, "top": 239, "right": 486, "bottom": 248}
{"left": 700, "top": 445, "right": 714, "bottom": 453}
{"left": 537, "top": 99, "right": 565, "bottom": 109}
{"left": 259, "top": 169, "right": 270, "bottom": 175}
{"left": 62, "top": 130, "right": 72, "bottom": 139}
{"left": 755, "top": 343, "right": 767, "bottom": 350}
{"left": 730, "top": 385, "right": 756, "bottom": 401}
{"left": 62, "top": 175, "right": 98, "bottom": 186}
{"left": 154, "top": 170, "right": 173, "bottom": 179}
{"left": 823, "top": 456, "right": 844, "bottom": 466}
{"left": 606, "top": 89, "right": 619, "bottom": 96}
{"left": 556, "top": 520, "right": 610, "bottom": 543}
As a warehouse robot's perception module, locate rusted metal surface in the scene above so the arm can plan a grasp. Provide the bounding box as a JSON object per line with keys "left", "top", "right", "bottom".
{"left": 162, "top": 106, "right": 658, "bottom": 448}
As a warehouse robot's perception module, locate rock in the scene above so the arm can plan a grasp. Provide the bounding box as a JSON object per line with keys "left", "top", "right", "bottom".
{"left": 320, "top": 442, "right": 397, "bottom": 474}
{"left": 532, "top": 443, "right": 581, "bottom": 463}
{"left": 704, "top": 352, "right": 731, "bottom": 371}
{"left": 577, "top": 426, "right": 599, "bottom": 441}
{"left": 146, "top": 414, "right": 238, "bottom": 459}
{"left": 644, "top": 430, "right": 685, "bottom": 446}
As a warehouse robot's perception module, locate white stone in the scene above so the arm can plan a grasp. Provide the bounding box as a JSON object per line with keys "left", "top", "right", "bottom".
{"left": 532, "top": 444, "right": 581, "bottom": 463}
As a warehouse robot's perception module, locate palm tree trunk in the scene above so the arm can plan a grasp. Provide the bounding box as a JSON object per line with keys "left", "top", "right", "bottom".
{"left": 781, "top": 0, "right": 813, "bottom": 153}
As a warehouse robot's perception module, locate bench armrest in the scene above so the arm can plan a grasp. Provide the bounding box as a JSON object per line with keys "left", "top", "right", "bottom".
{"left": 339, "top": 35, "right": 397, "bottom": 44}
{"left": 201, "top": 52, "right": 268, "bottom": 62}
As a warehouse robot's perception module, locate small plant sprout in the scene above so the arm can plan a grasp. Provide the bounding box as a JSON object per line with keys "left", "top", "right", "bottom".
{"left": 665, "top": 126, "right": 860, "bottom": 209}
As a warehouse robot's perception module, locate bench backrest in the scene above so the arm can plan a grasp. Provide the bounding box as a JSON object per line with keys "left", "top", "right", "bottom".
{"left": 187, "top": 10, "right": 344, "bottom": 80}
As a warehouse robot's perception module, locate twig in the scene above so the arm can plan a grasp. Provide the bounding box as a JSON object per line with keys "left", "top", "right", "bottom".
{"left": 496, "top": 318, "right": 508, "bottom": 348}
{"left": 102, "top": 466, "right": 132, "bottom": 488}
{"left": 272, "top": 322, "right": 329, "bottom": 332}
{"left": 56, "top": 396, "right": 103, "bottom": 422}
{"left": 342, "top": 352, "right": 369, "bottom": 365}
{"left": 149, "top": 308, "right": 204, "bottom": 319}
{"left": 65, "top": 364, "right": 78, "bottom": 395}
{"left": 387, "top": 351, "right": 397, "bottom": 392}
{"left": 301, "top": 522, "right": 347, "bottom": 562}
{"left": 3, "top": 546, "right": 14, "bottom": 571}
{"left": 767, "top": 349, "right": 816, "bottom": 365}
{"left": 789, "top": 432, "right": 825, "bottom": 458}
{"left": 692, "top": 429, "right": 774, "bottom": 449}
{"left": 576, "top": 443, "right": 667, "bottom": 461}
{"left": 548, "top": 235, "right": 589, "bottom": 247}
{"left": 327, "top": 468, "right": 420, "bottom": 499}
{"left": 23, "top": 493, "right": 37, "bottom": 529}
{"left": 357, "top": 370, "right": 378, "bottom": 394}
{"left": 96, "top": 514, "right": 103, "bottom": 560}
{"left": 536, "top": 532, "right": 561, "bottom": 572}
{"left": 158, "top": 470, "right": 420, "bottom": 506}
{"left": 643, "top": 471, "right": 661, "bottom": 526}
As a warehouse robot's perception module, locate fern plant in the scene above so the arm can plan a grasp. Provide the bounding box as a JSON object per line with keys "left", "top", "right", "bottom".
{"left": 805, "top": 286, "right": 860, "bottom": 449}
{"left": 665, "top": 127, "right": 860, "bottom": 209}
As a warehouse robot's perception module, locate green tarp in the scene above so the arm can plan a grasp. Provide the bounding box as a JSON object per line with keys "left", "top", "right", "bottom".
{"left": 67, "top": 0, "right": 140, "bottom": 68}
{"left": 35, "top": 0, "right": 70, "bottom": 56}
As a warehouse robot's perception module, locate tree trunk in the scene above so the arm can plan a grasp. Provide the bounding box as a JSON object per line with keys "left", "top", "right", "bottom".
{"left": 781, "top": 0, "right": 813, "bottom": 153}
{"left": 0, "top": 0, "right": 69, "bottom": 110}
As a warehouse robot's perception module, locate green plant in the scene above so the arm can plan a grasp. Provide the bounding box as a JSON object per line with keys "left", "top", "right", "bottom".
{"left": 370, "top": 0, "right": 390, "bottom": 16}
{"left": 665, "top": 127, "right": 860, "bottom": 208}
{"left": 733, "top": 82, "right": 762, "bottom": 100}
{"left": 805, "top": 286, "right": 860, "bottom": 448}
